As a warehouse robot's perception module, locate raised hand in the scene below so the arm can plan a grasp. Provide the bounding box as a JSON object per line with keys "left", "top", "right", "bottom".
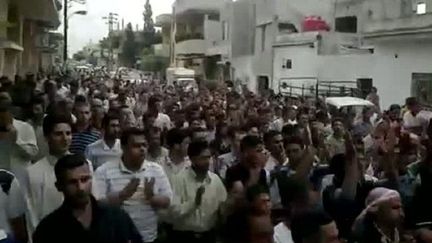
{"left": 119, "top": 178, "right": 140, "bottom": 201}
{"left": 144, "top": 177, "right": 155, "bottom": 200}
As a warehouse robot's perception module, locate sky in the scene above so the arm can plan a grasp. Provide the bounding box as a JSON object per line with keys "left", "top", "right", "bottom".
{"left": 65, "top": 0, "right": 174, "bottom": 55}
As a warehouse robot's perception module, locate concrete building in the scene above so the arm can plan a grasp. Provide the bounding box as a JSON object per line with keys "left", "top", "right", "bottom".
{"left": 172, "top": 0, "right": 225, "bottom": 79}
{"left": 154, "top": 14, "right": 171, "bottom": 58}
{"left": 0, "top": 0, "right": 60, "bottom": 78}
{"left": 271, "top": 0, "right": 432, "bottom": 108}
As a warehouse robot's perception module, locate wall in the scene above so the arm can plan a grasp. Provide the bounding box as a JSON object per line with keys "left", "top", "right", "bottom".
{"left": 204, "top": 17, "right": 221, "bottom": 43}
{"left": 231, "top": 0, "right": 255, "bottom": 58}
{"left": 272, "top": 39, "right": 432, "bottom": 108}
{"left": 371, "top": 40, "right": 432, "bottom": 108}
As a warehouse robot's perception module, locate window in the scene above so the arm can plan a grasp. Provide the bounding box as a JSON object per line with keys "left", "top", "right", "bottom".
{"left": 412, "top": 73, "right": 432, "bottom": 104}
{"left": 261, "top": 25, "right": 266, "bottom": 52}
{"left": 417, "top": 2, "right": 426, "bottom": 14}
{"left": 335, "top": 16, "right": 357, "bottom": 33}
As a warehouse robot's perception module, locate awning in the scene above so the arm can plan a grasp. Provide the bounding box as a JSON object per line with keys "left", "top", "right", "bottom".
{"left": 0, "top": 40, "right": 24, "bottom": 51}
{"left": 16, "top": 0, "right": 60, "bottom": 28}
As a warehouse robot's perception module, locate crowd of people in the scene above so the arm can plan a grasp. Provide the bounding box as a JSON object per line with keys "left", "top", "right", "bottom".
{"left": 0, "top": 73, "right": 432, "bottom": 243}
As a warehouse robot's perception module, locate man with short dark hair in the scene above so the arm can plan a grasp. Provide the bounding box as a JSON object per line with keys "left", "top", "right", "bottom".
{"left": 27, "top": 114, "right": 74, "bottom": 228}
{"left": 264, "top": 130, "right": 288, "bottom": 173}
{"left": 169, "top": 140, "right": 227, "bottom": 243}
{"left": 33, "top": 154, "right": 143, "bottom": 243}
{"left": 216, "top": 127, "right": 246, "bottom": 179}
{"left": 291, "top": 209, "right": 341, "bottom": 243}
{"left": 325, "top": 118, "right": 346, "bottom": 159}
{"left": 94, "top": 128, "right": 172, "bottom": 243}
{"left": 85, "top": 113, "right": 122, "bottom": 170}
{"left": 225, "top": 135, "right": 268, "bottom": 192}
{"left": 163, "top": 128, "right": 191, "bottom": 184}
{"left": 70, "top": 97, "right": 101, "bottom": 154}
{"left": 148, "top": 95, "right": 171, "bottom": 131}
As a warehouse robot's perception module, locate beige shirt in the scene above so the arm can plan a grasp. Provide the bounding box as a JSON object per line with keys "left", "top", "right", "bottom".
{"left": 160, "top": 155, "right": 191, "bottom": 185}
{"left": 26, "top": 155, "right": 64, "bottom": 229}
{"left": 170, "top": 168, "right": 227, "bottom": 232}
{"left": 325, "top": 134, "right": 346, "bottom": 158}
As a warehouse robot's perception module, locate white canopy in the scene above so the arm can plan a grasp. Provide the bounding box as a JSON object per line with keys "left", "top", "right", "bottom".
{"left": 325, "top": 97, "right": 374, "bottom": 109}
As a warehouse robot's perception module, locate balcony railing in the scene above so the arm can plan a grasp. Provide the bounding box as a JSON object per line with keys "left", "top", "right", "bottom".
{"left": 175, "top": 33, "right": 204, "bottom": 43}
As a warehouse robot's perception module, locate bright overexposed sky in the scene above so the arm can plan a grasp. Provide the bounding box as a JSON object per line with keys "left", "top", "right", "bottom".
{"left": 65, "top": 0, "right": 174, "bottom": 55}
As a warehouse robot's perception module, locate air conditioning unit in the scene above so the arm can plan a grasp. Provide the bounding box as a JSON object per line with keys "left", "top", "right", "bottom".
{"left": 35, "top": 33, "right": 49, "bottom": 48}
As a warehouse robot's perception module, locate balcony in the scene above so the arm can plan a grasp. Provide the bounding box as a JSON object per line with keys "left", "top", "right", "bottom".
{"left": 176, "top": 39, "right": 207, "bottom": 55}
{"left": 174, "top": 0, "right": 224, "bottom": 16}
{"left": 206, "top": 40, "right": 229, "bottom": 57}
{"left": 363, "top": 13, "right": 432, "bottom": 38}
{"left": 155, "top": 14, "right": 172, "bottom": 27}
{"left": 17, "top": 0, "right": 60, "bottom": 28}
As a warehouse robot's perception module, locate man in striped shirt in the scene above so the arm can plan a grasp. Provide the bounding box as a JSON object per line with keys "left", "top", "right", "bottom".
{"left": 70, "top": 96, "right": 101, "bottom": 154}
{"left": 94, "top": 128, "right": 172, "bottom": 243}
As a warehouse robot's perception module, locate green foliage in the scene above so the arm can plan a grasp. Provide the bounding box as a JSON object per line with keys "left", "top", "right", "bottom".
{"left": 121, "top": 23, "right": 138, "bottom": 67}
{"left": 142, "top": 0, "right": 155, "bottom": 49}
{"left": 140, "top": 55, "right": 169, "bottom": 72}
{"left": 72, "top": 51, "right": 86, "bottom": 61}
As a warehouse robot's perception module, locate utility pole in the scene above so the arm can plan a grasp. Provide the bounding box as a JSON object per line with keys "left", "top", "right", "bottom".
{"left": 103, "top": 12, "right": 118, "bottom": 71}
{"left": 63, "top": 0, "right": 68, "bottom": 65}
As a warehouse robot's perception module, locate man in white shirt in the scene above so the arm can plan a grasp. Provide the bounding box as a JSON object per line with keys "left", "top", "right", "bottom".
{"left": 0, "top": 169, "right": 28, "bottom": 243}
{"left": 169, "top": 140, "right": 227, "bottom": 243}
{"left": 403, "top": 97, "right": 432, "bottom": 137}
{"left": 0, "top": 92, "right": 38, "bottom": 191}
{"left": 216, "top": 128, "right": 246, "bottom": 179}
{"left": 161, "top": 128, "right": 191, "bottom": 184}
{"left": 148, "top": 96, "right": 171, "bottom": 131}
{"left": 94, "top": 128, "right": 173, "bottom": 243}
{"left": 264, "top": 130, "right": 288, "bottom": 174}
{"left": 26, "top": 114, "right": 73, "bottom": 228}
{"left": 85, "top": 113, "right": 122, "bottom": 170}
{"left": 145, "top": 126, "right": 169, "bottom": 165}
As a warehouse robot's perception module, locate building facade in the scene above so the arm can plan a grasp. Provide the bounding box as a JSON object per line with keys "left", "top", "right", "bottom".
{"left": 0, "top": 0, "right": 60, "bottom": 79}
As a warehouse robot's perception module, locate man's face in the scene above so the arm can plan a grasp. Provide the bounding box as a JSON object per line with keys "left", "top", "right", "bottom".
{"left": 106, "top": 119, "right": 121, "bottom": 139}
{"left": 244, "top": 144, "right": 267, "bottom": 168}
{"left": 57, "top": 164, "right": 92, "bottom": 208}
{"left": 389, "top": 109, "right": 400, "bottom": 120}
{"left": 47, "top": 123, "right": 72, "bottom": 154}
{"left": 124, "top": 135, "right": 147, "bottom": 165}
{"left": 269, "top": 134, "right": 285, "bottom": 156}
{"left": 321, "top": 222, "right": 341, "bottom": 243}
{"left": 148, "top": 130, "right": 161, "bottom": 148}
{"left": 285, "top": 143, "right": 303, "bottom": 165}
{"left": 299, "top": 114, "right": 309, "bottom": 127}
{"left": 332, "top": 121, "right": 345, "bottom": 135}
{"left": 248, "top": 215, "right": 274, "bottom": 243}
{"left": 32, "top": 104, "right": 44, "bottom": 119}
{"left": 251, "top": 193, "right": 272, "bottom": 216}
{"left": 232, "top": 132, "right": 246, "bottom": 152}
{"left": 378, "top": 196, "right": 404, "bottom": 226}
{"left": 74, "top": 104, "right": 91, "bottom": 125}
{"left": 248, "top": 127, "right": 260, "bottom": 137}
{"left": 120, "top": 108, "right": 136, "bottom": 128}
{"left": 191, "top": 148, "right": 211, "bottom": 174}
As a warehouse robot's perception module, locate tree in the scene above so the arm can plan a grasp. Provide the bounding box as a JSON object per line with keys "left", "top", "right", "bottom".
{"left": 142, "top": 0, "right": 155, "bottom": 49}
{"left": 72, "top": 51, "right": 86, "bottom": 61}
{"left": 121, "top": 23, "right": 137, "bottom": 67}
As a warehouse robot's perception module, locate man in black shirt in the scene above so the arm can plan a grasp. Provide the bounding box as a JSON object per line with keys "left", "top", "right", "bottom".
{"left": 33, "top": 154, "right": 142, "bottom": 243}
{"left": 225, "top": 135, "right": 268, "bottom": 192}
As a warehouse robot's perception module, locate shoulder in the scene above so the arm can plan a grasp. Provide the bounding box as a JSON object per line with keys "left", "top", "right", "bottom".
{"left": 34, "top": 207, "right": 64, "bottom": 232}
{"left": 145, "top": 161, "right": 166, "bottom": 174}
{"left": 13, "top": 119, "right": 32, "bottom": 128}
{"left": 95, "top": 160, "right": 119, "bottom": 174}
{"left": 87, "top": 139, "right": 104, "bottom": 149}
{"left": 218, "top": 152, "right": 232, "bottom": 160}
